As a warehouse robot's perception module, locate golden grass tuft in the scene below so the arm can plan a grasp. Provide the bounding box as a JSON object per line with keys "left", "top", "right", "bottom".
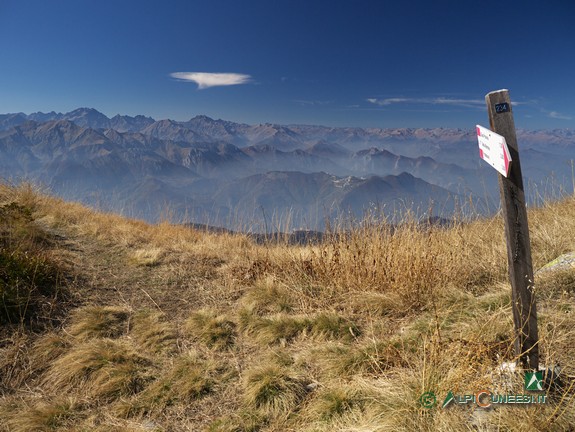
{"left": 242, "top": 363, "right": 308, "bottom": 416}
{"left": 185, "top": 309, "right": 237, "bottom": 350}
{"left": 307, "top": 384, "right": 364, "bottom": 421}
{"left": 29, "top": 332, "right": 72, "bottom": 372}
{"left": 240, "top": 278, "right": 295, "bottom": 314}
{"left": 130, "top": 309, "right": 178, "bottom": 354}
{"left": 317, "top": 337, "right": 412, "bottom": 378}
{"left": 311, "top": 313, "right": 360, "bottom": 341}
{"left": 0, "top": 397, "right": 81, "bottom": 432}
{"left": 116, "top": 352, "right": 217, "bottom": 417}
{"left": 41, "top": 338, "right": 152, "bottom": 401}
{"left": 67, "top": 305, "right": 131, "bottom": 340}
{"left": 239, "top": 310, "right": 359, "bottom": 345}
{"left": 130, "top": 247, "right": 165, "bottom": 266}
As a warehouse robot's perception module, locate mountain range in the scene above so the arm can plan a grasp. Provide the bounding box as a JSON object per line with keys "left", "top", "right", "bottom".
{"left": 1, "top": 108, "right": 574, "bottom": 231}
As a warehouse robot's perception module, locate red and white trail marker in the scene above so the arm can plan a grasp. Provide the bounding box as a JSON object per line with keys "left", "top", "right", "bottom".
{"left": 476, "top": 124, "right": 512, "bottom": 177}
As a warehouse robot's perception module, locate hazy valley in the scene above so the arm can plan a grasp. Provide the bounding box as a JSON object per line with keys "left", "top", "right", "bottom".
{"left": 1, "top": 108, "right": 574, "bottom": 231}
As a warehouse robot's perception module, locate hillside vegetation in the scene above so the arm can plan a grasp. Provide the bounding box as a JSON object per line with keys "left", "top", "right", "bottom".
{"left": 1, "top": 182, "right": 575, "bottom": 431}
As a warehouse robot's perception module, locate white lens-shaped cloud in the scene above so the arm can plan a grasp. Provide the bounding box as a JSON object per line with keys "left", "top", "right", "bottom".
{"left": 170, "top": 72, "right": 252, "bottom": 89}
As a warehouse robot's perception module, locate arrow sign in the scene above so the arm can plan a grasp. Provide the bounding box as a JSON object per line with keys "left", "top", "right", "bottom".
{"left": 476, "top": 124, "right": 512, "bottom": 177}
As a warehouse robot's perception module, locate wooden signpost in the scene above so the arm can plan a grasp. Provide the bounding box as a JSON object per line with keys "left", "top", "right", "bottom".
{"left": 479, "top": 89, "right": 539, "bottom": 370}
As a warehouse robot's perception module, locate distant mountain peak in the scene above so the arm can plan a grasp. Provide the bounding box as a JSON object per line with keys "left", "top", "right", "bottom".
{"left": 31, "top": 110, "right": 60, "bottom": 116}
{"left": 58, "top": 108, "right": 111, "bottom": 129}
{"left": 67, "top": 107, "right": 107, "bottom": 116}
{"left": 156, "top": 118, "right": 179, "bottom": 125}
{"left": 190, "top": 114, "right": 215, "bottom": 122}
{"left": 134, "top": 114, "right": 155, "bottom": 121}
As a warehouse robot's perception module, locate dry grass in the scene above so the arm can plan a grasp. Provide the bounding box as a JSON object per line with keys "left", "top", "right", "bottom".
{"left": 130, "top": 309, "right": 178, "bottom": 354}
{"left": 116, "top": 351, "right": 219, "bottom": 417}
{"left": 0, "top": 195, "right": 70, "bottom": 327}
{"left": 307, "top": 383, "right": 364, "bottom": 421}
{"left": 28, "top": 332, "right": 72, "bottom": 373}
{"left": 239, "top": 310, "right": 359, "bottom": 345}
{"left": 186, "top": 309, "right": 237, "bottom": 350}
{"left": 316, "top": 337, "right": 413, "bottom": 378}
{"left": 41, "top": 338, "right": 153, "bottom": 401}
{"left": 0, "top": 397, "right": 81, "bottom": 432}
{"left": 242, "top": 363, "right": 308, "bottom": 416}
{"left": 2, "top": 182, "right": 575, "bottom": 431}
{"left": 131, "top": 247, "right": 165, "bottom": 266}
{"left": 206, "top": 410, "right": 266, "bottom": 432}
{"left": 67, "top": 305, "right": 131, "bottom": 340}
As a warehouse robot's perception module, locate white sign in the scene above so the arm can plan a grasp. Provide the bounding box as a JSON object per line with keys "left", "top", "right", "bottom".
{"left": 476, "top": 124, "right": 512, "bottom": 177}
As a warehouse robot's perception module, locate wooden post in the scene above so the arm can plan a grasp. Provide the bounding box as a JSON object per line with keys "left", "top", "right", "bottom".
{"left": 485, "top": 89, "right": 539, "bottom": 369}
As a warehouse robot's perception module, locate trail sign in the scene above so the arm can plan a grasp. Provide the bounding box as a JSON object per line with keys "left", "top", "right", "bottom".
{"left": 484, "top": 89, "right": 538, "bottom": 370}
{"left": 476, "top": 124, "right": 512, "bottom": 177}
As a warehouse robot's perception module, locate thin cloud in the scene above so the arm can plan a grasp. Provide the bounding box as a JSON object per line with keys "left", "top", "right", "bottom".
{"left": 367, "top": 97, "right": 484, "bottom": 108}
{"left": 293, "top": 99, "right": 333, "bottom": 106}
{"left": 367, "top": 97, "right": 526, "bottom": 109}
{"left": 366, "top": 97, "right": 409, "bottom": 106}
{"left": 170, "top": 72, "right": 252, "bottom": 89}
{"left": 548, "top": 111, "right": 572, "bottom": 120}
{"left": 433, "top": 97, "right": 485, "bottom": 107}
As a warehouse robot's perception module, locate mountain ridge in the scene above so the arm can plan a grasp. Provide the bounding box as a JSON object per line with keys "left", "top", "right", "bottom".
{"left": 1, "top": 108, "right": 573, "bottom": 230}
{"left": 2, "top": 108, "right": 573, "bottom": 146}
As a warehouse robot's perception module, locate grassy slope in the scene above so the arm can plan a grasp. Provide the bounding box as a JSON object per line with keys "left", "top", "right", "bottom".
{"left": 1, "top": 182, "right": 575, "bottom": 431}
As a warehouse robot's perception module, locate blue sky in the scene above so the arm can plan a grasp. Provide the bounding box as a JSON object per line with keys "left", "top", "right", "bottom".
{"left": 1, "top": 0, "right": 574, "bottom": 129}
